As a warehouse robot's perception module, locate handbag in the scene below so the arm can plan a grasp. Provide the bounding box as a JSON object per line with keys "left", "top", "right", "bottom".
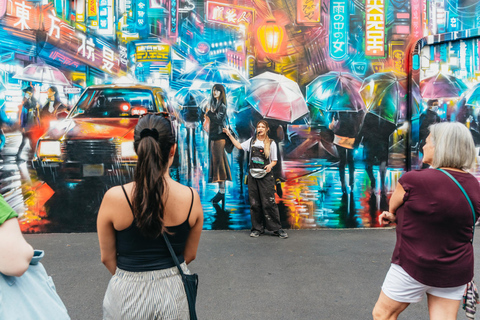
{"left": 436, "top": 168, "right": 479, "bottom": 318}
{"left": 0, "top": 250, "right": 70, "bottom": 320}
{"left": 163, "top": 233, "right": 198, "bottom": 320}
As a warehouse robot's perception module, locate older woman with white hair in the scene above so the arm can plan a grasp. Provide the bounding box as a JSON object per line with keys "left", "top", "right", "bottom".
{"left": 373, "top": 122, "right": 480, "bottom": 320}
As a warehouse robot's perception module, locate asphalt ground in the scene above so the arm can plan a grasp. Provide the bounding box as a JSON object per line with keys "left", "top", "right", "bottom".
{"left": 24, "top": 230, "right": 478, "bottom": 320}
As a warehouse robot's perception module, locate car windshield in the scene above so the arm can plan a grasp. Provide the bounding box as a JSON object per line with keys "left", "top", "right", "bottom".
{"left": 70, "top": 88, "right": 157, "bottom": 118}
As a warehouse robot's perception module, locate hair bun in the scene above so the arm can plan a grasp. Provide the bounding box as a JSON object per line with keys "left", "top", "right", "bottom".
{"left": 140, "top": 128, "right": 159, "bottom": 140}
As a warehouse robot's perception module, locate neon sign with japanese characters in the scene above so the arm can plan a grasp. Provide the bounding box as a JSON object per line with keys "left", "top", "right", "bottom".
{"left": 135, "top": 43, "right": 171, "bottom": 63}
{"left": 365, "top": 0, "right": 385, "bottom": 57}
{"left": 206, "top": 1, "right": 254, "bottom": 27}
{"left": 329, "top": 0, "right": 348, "bottom": 61}
{"left": 296, "top": 0, "right": 320, "bottom": 25}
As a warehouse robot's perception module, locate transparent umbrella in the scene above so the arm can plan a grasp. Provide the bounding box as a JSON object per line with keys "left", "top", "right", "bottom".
{"left": 359, "top": 71, "right": 407, "bottom": 124}
{"left": 420, "top": 72, "right": 468, "bottom": 99}
{"left": 306, "top": 71, "right": 365, "bottom": 112}
{"left": 245, "top": 72, "right": 309, "bottom": 123}
{"left": 180, "top": 61, "right": 249, "bottom": 90}
{"left": 13, "top": 63, "right": 70, "bottom": 86}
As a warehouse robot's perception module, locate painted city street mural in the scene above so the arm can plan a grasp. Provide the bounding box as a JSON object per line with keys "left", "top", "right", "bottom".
{"left": 1, "top": 0, "right": 480, "bottom": 232}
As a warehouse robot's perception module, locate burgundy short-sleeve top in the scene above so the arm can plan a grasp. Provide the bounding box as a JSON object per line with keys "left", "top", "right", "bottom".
{"left": 392, "top": 169, "right": 480, "bottom": 287}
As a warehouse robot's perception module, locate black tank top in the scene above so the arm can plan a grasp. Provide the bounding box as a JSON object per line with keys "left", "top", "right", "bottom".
{"left": 116, "top": 185, "right": 194, "bottom": 272}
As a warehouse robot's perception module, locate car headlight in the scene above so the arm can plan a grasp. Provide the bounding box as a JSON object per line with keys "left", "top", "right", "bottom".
{"left": 120, "top": 141, "right": 137, "bottom": 159}
{"left": 38, "top": 141, "right": 62, "bottom": 157}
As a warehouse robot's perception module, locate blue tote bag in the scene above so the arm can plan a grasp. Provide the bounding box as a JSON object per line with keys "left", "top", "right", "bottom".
{"left": 0, "top": 250, "right": 70, "bottom": 320}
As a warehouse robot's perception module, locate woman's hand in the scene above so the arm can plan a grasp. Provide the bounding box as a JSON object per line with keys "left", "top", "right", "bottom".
{"left": 378, "top": 211, "right": 396, "bottom": 226}
{"left": 222, "top": 128, "right": 230, "bottom": 136}
{"left": 264, "top": 164, "right": 273, "bottom": 173}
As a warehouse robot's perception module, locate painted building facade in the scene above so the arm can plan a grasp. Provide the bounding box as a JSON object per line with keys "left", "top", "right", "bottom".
{"left": 1, "top": 0, "right": 480, "bottom": 232}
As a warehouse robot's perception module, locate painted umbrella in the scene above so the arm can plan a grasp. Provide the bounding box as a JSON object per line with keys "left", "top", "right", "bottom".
{"left": 174, "top": 87, "right": 208, "bottom": 107}
{"left": 455, "top": 83, "right": 480, "bottom": 120}
{"left": 306, "top": 71, "right": 365, "bottom": 112}
{"left": 359, "top": 71, "right": 407, "bottom": 124}
{"left": 13, "top": 63, "right": 71, "bottom": 86}
{"left": 420, "top": 72, "right": 468, "bottom": 99}
{"left": 179, "top": 61, "right": 249, "bottom": 90}
{"left": 245, "top": 72, "right": 309, "bottom": 123}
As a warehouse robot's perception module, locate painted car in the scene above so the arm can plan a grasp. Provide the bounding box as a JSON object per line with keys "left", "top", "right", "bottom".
{"left": 33, "top": 84, "right": 173, "bottom": 189}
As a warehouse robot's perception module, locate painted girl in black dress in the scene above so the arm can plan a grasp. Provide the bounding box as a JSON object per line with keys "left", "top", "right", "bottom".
{"left": 205, "top": 84, "right": 231, "bottom": 208}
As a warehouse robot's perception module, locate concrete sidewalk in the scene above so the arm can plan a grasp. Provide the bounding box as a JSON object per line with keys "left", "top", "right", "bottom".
{"left": 25, "top": 230, "right": 476, "bottom": 320}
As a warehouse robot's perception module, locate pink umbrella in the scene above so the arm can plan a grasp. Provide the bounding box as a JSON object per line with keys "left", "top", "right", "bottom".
{"left": 246, "top": 72, "right": 309, "bottom": 123}
{"left": 13, "top": 63, "right": 71, "bottom": 86}
{"left": 420, "top": 72, "right": 468, "bottom": 99}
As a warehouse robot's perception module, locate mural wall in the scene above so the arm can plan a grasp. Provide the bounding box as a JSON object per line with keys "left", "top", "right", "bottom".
{"left": 1, "top": 0, "right": 480, "bottom": 232}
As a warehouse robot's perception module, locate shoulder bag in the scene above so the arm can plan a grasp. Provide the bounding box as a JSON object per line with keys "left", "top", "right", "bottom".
{"left": 436, "top": 168, "right": 479, "bottom": 319}
{"left": 163, "top": 233, "right": 198, "bottom": 320}
{"left": 248, "top": 137, "right": 270, "bottom": 179}
{"left": 0, "top": 250, "right": 70, "bottom": 320}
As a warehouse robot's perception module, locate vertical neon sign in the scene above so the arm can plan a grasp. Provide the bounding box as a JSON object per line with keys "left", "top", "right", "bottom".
{"left": 329, "top": 0, "right": 348, "bottom": 61}
{"left": 168, "top": 0, "right": 178, "bottom": 39}
{"left": 411, "top": 0, "right": 421, "bottom": 39}
{"left": 365, "top": 0, "right": 385, "bottom": 57}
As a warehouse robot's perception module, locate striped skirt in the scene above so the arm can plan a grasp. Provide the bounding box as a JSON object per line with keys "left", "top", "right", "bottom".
{"left": 103, "top": 263, "right": 191, "bottom": 320}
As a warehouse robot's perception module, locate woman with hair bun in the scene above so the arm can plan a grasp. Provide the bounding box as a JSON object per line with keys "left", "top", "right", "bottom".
{"left": 97, "top": 113, "right": 203, "bottom": 319}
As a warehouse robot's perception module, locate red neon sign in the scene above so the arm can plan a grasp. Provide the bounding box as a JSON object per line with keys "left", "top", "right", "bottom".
{"left": 206, "top": 1, "right": 254, "bottom": 27}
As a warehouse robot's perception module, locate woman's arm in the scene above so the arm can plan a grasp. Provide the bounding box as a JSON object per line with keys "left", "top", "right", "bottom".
{"left": 222, "top": 128, "right": 243, "bottom": 150}
{"left": 265, "top": 161, "right": 277, "bottom": 173}
{"left": 97, "top": 189, "right": 118, "bottom": 275}
{"left": 183, "top": 189, "right": 204, "bottom": 264}
{"left": 389, "top": 183, "right": 405, "bottom": 214}
{"left": 0, "top": 218, "right": 34, "bottom": 277}
{"left": 378, "top": 182, "right": 405, "bottom": 225}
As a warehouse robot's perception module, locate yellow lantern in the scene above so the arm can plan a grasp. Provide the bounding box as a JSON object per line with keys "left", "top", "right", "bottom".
{"left": 257, "top": 20, "right": 284, "bottom": 54}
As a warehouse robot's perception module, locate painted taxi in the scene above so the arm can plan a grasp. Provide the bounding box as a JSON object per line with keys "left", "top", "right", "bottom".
{"left": 33, "top": 84, "right": 173, "bottom": 189}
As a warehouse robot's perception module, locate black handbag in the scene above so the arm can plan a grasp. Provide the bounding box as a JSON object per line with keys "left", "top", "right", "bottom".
{"left": 163, "top": 233, "right": 198, "bottom": 320}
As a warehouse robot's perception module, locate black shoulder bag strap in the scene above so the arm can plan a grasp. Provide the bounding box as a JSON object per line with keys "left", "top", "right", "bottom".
{"left": 162, "top": 187, "right": 198, "bottom": 320}
{"left": 436, "top": 168, "right": 475, "bottom": 242}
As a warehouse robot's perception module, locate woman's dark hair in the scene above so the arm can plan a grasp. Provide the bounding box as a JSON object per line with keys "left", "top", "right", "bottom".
{"left": 49, "top": 86, "right": 60, "bottom": 101}
{"left": 210, "top": 84, "right": 227, "bottom": 109}
{"left": 133, "top": 114, "right": 176, "bottom": 238}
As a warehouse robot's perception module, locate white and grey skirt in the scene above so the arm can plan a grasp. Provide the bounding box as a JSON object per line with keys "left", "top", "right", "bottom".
{"left": 103, "top": 263, "right": 191, "bottom": 320}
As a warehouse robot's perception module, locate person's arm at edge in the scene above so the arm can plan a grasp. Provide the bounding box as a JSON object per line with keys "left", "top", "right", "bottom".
{"left": 0, "top": 218, "right": 34, "bottom": 277}
{"left": 378, "top": 182, "right": 405, "bottom": 225}
{"left": 183, "top": 189, "right": 203, "bottom": 265}
{"left": 389, "top": 183, "right": 405, "bottom": 214}
{"left": 97, "top": 188, "right": 118, "bottom": 275}
{"left": 223, "top": 128, "right": 243, "bottom": 150}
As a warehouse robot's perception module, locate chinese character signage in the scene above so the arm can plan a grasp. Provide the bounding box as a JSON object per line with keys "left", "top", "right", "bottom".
{"left": 296, "top": 0, "right": 320, "bottom": 25}
{"left": 97, "top": 0, "right": 113, "bottom": 34}
{"left": 135, "top": 43, "right": 171, "bottom": 62}
{"left": 329, "top": 0, "right": 348, "bottom": 61}
{"left": 87, "top": 0, "right": 98, "bottom": 27}
{"left": 136, "top": 0, "right": 148, "bottom": 34}
{"left": 206, "top": 1, "right": 254, "bottom": 27}
{"left": 168, "top": 0, "right": 178, "bottom": 38}
{"left": 411, "top": 0, "right": 421, "bottom": 39}
{"left": 365, "top": 0, "right": 385, "bottom": 57}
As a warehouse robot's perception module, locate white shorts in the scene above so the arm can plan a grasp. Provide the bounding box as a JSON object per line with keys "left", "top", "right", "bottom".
{"left": 381, "top": 264, "right": 467, "bottom": 303}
